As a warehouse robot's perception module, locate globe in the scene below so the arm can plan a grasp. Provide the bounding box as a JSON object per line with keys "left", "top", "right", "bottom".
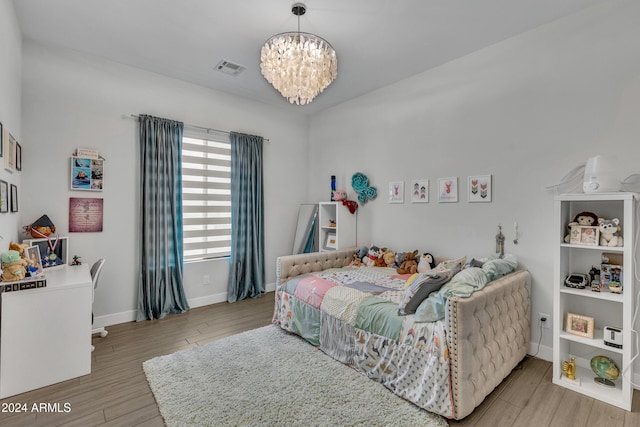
{"left": 590, "top": 355, "right": 619, "bottom": 387}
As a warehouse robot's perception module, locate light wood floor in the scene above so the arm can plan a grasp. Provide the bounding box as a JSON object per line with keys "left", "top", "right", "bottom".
{"left": 0, "top": 292, "right": 638, "bottom": 427}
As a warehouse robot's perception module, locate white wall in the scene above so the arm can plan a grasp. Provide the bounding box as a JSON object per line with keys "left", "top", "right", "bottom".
{"left": 307, "top": 0, "right": 640, "bottom": 363}
{"left": 21, "top": 42, "right": 309, "bottom": 326}
{"left": 0, "top": 0, "right": 22, "bottom": 242}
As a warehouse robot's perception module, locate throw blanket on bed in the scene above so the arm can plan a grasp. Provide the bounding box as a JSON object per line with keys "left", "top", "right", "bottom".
{"left": 274, "top": 267, "right": 455, "bottom": 417}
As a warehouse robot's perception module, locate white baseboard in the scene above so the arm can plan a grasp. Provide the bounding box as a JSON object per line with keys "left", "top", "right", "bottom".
{"left": 528, "top": 341, "right": 552, "bottom": 362}
{"left": 94, "top": 281, "right": 278, "bottom": 328}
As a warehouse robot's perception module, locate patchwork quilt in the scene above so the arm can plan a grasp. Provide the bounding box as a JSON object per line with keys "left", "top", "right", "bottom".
{"left": 273, "top": 267, "right": 454, "bottom": 418}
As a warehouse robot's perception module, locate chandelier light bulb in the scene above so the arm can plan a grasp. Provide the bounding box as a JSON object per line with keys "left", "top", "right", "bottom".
{"left": 260, "top": 4, "right": 337, "bottom": 105}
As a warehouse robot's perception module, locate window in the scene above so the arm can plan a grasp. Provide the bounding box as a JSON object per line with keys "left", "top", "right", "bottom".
{"left": 182, "top": 132, "right": 231, "bottom": 261}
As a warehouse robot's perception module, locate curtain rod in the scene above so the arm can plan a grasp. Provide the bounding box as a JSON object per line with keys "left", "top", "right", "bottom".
{"left": 126, "top": 114, "right": 270, "bottom": 142}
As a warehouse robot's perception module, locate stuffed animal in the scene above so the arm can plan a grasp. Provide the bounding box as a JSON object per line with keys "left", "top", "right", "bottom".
{"left": 1, "top": 250, "right": 28, "bottom": 282}
{"left": 356, "top": 245, "right": 369, "bottom": 263}
{"left": 395, "top": 252, "right": 406, "bottom": 268}
{"left": 373, "top": 248, "right": 387, "bottom": 267}
{"left": 348, "top": 252, "right": 361, "bottom": 267}
{"left": 417, "top": 253, "right": 436, "bottom": 273}
{"left": 333, "top": 189, "right": 348, "bottom": 201}
{"left": 598, "top": 218, "right": 623, "bottom": 247}
{"left": 564, "top": 211, "right": 599, "bottom": 243}
{"left": 363, "top": 246, "right": 381, "bottom": 267}
{"left": 396, "top": 250, "right": 419, "bottom": 275}
{"left": 383, "top": 250, "right": 396, "bottom": 268}
{"left": 23, "top": 214, "right": 57, "bottom": 238}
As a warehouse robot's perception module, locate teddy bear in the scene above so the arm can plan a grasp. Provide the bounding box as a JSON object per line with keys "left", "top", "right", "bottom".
{"left": 417, "top": 253, "right": 436, "bottom": 273}
{"left": 9, "top": 241, "right": 31, "bottom": 266}
{"left": 1, "top": 250, "right": 28, "bottom": 282}
{"left": 598, "top": 218, "right": 623, "bottom": 247}
{"left": 396, "top": 250, "right": 419, "bottom": 275}
{"left": 383, "top": 250, "right": 396, "bottom": 268}
{"left": 564, "top": 211, "right": 599, "bottom": 243}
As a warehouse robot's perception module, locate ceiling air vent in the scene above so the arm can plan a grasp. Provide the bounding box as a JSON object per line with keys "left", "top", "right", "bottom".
{"left": 215, "top": 60, "right": 247, "bottom": 77}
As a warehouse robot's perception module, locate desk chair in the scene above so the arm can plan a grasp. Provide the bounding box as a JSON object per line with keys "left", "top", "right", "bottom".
{"left": 91, "top": 258, "right": 107, "bottom": 351}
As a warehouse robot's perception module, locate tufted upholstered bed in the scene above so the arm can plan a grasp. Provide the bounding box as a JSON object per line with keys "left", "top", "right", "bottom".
{"left": 273, "top": 248, "right": 531, "bottom": 420}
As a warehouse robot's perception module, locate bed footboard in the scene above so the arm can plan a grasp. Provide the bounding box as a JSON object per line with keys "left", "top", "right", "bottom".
{"left": 446, "top": 269, "right": 531, "bottom": 420}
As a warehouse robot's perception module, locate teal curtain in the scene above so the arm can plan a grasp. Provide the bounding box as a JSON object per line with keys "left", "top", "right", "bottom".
{"left": 227, "top": 131, "right": 265, "bottom": 302}
{"left": 137, "top": 114, "right": 189, "bottom": 321}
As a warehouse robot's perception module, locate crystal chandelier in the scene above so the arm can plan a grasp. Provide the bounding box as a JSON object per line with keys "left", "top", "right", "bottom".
{"left": 260, "top": 3, "right": 337, "bottom": 105}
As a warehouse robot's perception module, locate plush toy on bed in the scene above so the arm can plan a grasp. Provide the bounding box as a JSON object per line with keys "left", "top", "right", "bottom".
{"left": 362, "top": 246, "right": 382, "bottom": 267}
{"left": 417, "top": 252, "right": 436, "bottom": 273}
{"left": 383, "top": 250, "right": 396, "bottom": 268}
{"left": 348, "top": 252, "right": 362, "bottom": 267}
{"left": 598, "top": 218, "right": 623, "bottom": 246}
{"left": 564, "top": 211, "right": 599, "bottom": 243}
{"left": 396, "top": 250, "right": 419, "bottom": 274}
{"left": 356, "top": 245, "right": 369, "bottom": 262}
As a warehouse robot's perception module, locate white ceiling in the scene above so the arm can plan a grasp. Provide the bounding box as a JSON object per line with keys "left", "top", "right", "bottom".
{"left": 13, "top": 0, "right": 606, "bottom": 115}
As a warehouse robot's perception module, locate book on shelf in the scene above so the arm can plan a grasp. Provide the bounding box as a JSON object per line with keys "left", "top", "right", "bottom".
{"left": 0, "top": 274, "right": 47, "bottom": 293}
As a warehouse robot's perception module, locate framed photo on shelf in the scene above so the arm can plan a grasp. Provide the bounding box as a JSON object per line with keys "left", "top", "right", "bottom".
{"left": 324, "top": 231, "right": 337, "bottom": 250}
{"left": 565, "top": 312, "right": 595, "bottom": 338}
{"left": 25, "top": 246, "right": 43, "bottom": 275}
{"left": 569, "top": 225, "right": 599, "bottom": 246}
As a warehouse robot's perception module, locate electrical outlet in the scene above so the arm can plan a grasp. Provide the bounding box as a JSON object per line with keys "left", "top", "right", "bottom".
{"left": 539, "top": 313, "right": 550, "bottom": 329}
{"left": 203, "top": 274, "right": 210, "bottom": 285}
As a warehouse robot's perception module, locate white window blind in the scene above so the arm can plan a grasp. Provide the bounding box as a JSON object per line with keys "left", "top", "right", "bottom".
{"left": 182, "top": 134, "right": 232, "bottom": 261}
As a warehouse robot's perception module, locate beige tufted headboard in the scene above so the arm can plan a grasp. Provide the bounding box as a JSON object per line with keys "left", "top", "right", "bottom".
{"left": 276, "top": 248, "right": 356, "bottom": 285}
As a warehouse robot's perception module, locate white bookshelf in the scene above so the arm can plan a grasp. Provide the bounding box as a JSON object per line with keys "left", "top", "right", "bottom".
{"left": 552, "top": 193, "right": 638, "bottom": 411}
{"left": 318, "top": 202, "right": 356, "bottom": 251}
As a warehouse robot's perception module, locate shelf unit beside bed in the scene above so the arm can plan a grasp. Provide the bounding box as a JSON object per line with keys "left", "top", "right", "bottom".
{"left": 318, "top": 202, "right": 356, "bottom": 251}
{"left": 552, "top": 192, "right": 637, "bottom": 411}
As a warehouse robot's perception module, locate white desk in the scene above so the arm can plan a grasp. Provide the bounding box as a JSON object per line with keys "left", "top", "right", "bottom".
{"left": 0, "top": 265, "right": 92, "bottom": 398}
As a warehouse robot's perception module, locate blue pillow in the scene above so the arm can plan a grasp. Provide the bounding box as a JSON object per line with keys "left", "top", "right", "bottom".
{"left": 414, "top": 266, "right": 489, "bottom": 322}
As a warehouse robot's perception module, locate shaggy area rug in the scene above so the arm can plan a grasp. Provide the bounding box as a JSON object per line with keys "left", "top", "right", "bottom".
{"left": 143, "top": 325, "right": 448, "bottom": 427}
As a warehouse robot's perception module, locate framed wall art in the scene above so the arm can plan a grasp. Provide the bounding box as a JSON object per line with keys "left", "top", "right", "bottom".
{"left": 565, "top": 312, "right": 595, "bottom": 339}
{"left": 410, "top": 179, "right": 429, "bottom": 203}
{"left": 438, "top": 177, "right": 458, "bottom": 203}
{"left": 15, "top": 142, "right": 21, "bottom": 171}
{"left": 71, "top": 156, "right": 103, "bottom": 191}
{"left": 10, "top": 184, "right": 17, "bottom": 212}
{"left": 0, "top": 180, "right": 7, "bottom": 213}
{"left": 388, "top": 181, "right": 404, "bottom": 204}
{"left": 4, "top": 132, "right": 16, "bottom": 172}
{"left": 69, "top": 197, "right": 104, "bottom": 232}
{"left": 0, "top": 121, "right": 3, "bottom": 157}
{"left": 468, "top": 175, "right": 492, "bottom": 202}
